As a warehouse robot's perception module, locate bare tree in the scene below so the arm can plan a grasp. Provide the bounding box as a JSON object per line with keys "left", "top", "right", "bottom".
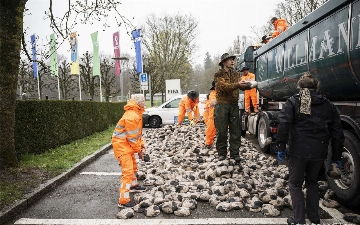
{"left": 99, "top": 55, "right": 119, "bottom": 102}
{"left": 18, "top": 59, "right": 37, "bottom": 100}
{"left": 1, "top": 0, "right": 133, "bottom": 168}
{"left": 274, "top": 0, "right": 329, "bottom": 26}
{"left": 227, "top": 35, "right": 252, "bottom": 55}
{"left": 142, "top": 13, "right": 199, "bottom": 102}
{"left": 247, "top": 0, "right": 328, "bottom": 46}
{"left": 79, "top": 51, "right": 99, "bottom": 101}
{"left": 56, "top": 55, "right": 77, "bottom": 100}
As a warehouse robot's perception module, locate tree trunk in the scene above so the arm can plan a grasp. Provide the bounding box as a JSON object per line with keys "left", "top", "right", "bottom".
{"left": 0, "top": 0, "right": 26, "bottom": 169}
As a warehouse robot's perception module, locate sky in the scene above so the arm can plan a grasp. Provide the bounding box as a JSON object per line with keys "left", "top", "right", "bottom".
{"left": 24, "top": 0, "right": 281, "bottom": 66}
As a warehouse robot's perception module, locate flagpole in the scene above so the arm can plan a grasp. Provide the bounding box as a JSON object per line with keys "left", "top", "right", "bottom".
{"left": 37, "top": 72, "right": 40, "bottom": 100}
{"left": 79, "top": 76, "right": 82, "bottom": 101}
{"left": 57, "top": 76, "right": 61, "bottom": 100}
{"left": 99, "top": 74, "right": 103, "bottom": 102}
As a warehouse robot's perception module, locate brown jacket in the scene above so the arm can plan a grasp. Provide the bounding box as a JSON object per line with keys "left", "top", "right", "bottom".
{"left": 214, "top": 68, "right": 247, "bottom": 104}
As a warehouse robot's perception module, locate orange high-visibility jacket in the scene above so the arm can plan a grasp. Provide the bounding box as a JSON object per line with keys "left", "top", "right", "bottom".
{"left": 272, "top": 18, "right": 288, "bottom": 38}
{"left": 112, "top": 99, "right": 145, "bottom": 160}
{"left": 179, "top": 95, "right": 200, "bottom": 121}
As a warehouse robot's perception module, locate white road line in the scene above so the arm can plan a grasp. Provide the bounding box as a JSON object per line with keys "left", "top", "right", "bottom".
{"left": 319, "top": 200, "right": 348, "bottom": 224}
{"left": 14, "top": 218, "right": 346, "bottom": 225}
{"left": 80, "top": 172, "right": 121, "bottom": 176}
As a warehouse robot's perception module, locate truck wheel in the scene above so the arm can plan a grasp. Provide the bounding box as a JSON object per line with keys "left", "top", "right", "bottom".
{"left": 326, "top": 130, "right": 360, "bottom": 208}
{"left": 149, "top": 116, "right": 161, "bottom": 128}
{"left": 257, "top": 116, "right": 270, "bottom": 153}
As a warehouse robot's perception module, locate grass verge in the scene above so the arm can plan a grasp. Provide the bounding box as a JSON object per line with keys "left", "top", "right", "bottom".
{"left": 0, "top": 125, "right": 114, "bottom": 211}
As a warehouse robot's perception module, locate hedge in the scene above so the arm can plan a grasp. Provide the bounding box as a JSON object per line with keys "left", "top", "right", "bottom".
{"left": 14, "top": 100, "right": 126, "bottom": 157}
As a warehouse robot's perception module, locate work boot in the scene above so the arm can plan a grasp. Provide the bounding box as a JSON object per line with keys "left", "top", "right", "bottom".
{"left": 118, "top": 200, "right": 136, "bottom": 208}
{"left": 287, "top": 217, "right": 299, "bottom": 225}
{"left": 327, "top": 163, "right": 342, "bottom": 179}
{"left": 233, "top": 156, "right": 241, "bottom": 163}
{"left": 218, "top": 156, "right": 226, "bottom": 161}
{"left": 310, "top": 219, "right": 321, "bottom": 224}
{"left": 130, "top": 185, "right": 146, "bottom": 192}
{"left": 245, "top": 109, "right": 250, "bottom": 113}
{"left": 254, "top": 108, "right": 259, "bottom": 113}
{"left": 205, "top": 144, "right": 212, "bottom": 149}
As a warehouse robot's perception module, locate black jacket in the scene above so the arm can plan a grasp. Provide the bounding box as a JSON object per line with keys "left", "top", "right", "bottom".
{"left": 276, "top": 90, "right": 344, "bottom": 160}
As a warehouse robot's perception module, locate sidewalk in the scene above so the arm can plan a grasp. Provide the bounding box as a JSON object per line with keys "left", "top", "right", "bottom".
{"left": 0, "top": 143, "right": 112, "bottom": 225}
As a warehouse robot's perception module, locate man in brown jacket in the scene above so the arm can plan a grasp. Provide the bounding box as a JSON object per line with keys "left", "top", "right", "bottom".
{"left": 214, "top": 53, "right": 253, "bottom": 162}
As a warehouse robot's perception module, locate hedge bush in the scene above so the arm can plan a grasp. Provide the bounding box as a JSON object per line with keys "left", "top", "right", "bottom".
{"left": 14, "top": 100, "right": 126, "bottom": 157}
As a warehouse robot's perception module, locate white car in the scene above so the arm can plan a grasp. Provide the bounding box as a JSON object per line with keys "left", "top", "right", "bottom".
{"left": 143, "top": 94, "right": 207, "bottom": 128}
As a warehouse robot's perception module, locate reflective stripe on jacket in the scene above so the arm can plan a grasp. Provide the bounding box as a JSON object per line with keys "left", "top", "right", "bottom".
{"left": 112, "top": 99, "right": 145, "bottom": 159}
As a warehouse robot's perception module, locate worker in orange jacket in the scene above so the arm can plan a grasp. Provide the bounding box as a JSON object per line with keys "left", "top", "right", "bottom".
{"left": 203, "top": 94, "right": 210, "bottom": 126}
{"left": 271, "top": 17, "right": 288, "bottom": 38}
{"left": 112, "top": 94, "right": 147, "bottom": 208}
{"left": 240, "top": 67, "right": 259, "bottom": 113}
{"left": 177, "top": 90, "right": 200, "bottom": 125}
{"left": 205, "top": 81, "right": 216, "bottom": 148}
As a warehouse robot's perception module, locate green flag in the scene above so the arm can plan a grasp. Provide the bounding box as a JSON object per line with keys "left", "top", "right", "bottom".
{"left": 50, "top": 33, "right": 58, "bottom": 76}
{"left": 91, "top": 32, "right": 100, "bottom": 76}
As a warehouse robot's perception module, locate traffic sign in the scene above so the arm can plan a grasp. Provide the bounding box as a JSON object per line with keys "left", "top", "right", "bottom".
{"left": 140, "top": 73, "right": 147, "bottom": 82}
{"left": 140, "top": 73, "right": 148, "bottom": 90}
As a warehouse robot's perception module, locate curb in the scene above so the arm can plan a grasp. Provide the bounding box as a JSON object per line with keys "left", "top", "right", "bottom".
{"left": 0, "top": 143, "right": 112, "bottom": 225}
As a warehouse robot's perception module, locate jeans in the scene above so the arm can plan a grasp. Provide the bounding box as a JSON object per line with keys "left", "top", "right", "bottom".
{"left": 288, "top": 156, "right": 323, "bottom": 223}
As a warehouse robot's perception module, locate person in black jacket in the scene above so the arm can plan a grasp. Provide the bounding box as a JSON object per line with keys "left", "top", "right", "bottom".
{"left": 276, "top": 72, "right": 344, "bottom": 225}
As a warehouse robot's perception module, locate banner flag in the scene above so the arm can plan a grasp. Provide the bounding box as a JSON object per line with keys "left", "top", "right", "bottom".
{"left": 91, "top": 31, "right": 100, "bottom": 76}
{"left": 132, "top": 29, "right": 143, "bottom": 73}
{"left": 50, "top": 33, "right": 58, "bottom": 77}
{"left": 113, "top": 31, "right": 121, "bottom": 76}
{"left": 30, "top": 34, "right": 38, "bottom": 78}
{"left": 70, "top": 32, "right": 79, "bottom": 75}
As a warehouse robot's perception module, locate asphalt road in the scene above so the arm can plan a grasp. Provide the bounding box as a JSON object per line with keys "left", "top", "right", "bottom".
{"left": 3, "top": 129, "right": 358, "bottom": 225}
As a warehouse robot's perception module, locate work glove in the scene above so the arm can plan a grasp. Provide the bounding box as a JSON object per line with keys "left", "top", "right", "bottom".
{"left": 331, "top": 160, "right": 343, "bottom": 168}
{"left": 327, "top": 160, "right": 342, "bottom": 179}
{"left": 190, "top": 119, "right": 196, "bottom": 126}
{"left": 193, "top": 106, "right": 197, "bottom": 111}
{"left": 138, "top": 151, "right": 144, "bottom": 161}
{"left": 275, "top": 143, "right": 286, "bottom": 164}
{"left": 143, "top": 153, "right": 150, "bottom": 162}
{"left": 277, "top": 151, "right": 286, "bottom": 164}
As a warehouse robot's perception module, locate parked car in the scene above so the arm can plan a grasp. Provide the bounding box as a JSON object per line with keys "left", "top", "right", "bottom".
{"left": 143, "top": 94, "right": 207, "bottom": 128}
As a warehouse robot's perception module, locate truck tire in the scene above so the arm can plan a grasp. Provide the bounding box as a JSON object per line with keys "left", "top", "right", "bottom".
{"left": 326, "top": 130, "right": 360, "bottom": 208}
{"left": 257, "top": 116, "right": 270, "bottom": 153}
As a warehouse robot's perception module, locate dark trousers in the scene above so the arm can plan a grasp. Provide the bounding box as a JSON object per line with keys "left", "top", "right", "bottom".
{"left": 214, "top": 103, "right": 241, "bottom": 158}
{"left": 288, "top": 156, "right": 323, "bottom": 224}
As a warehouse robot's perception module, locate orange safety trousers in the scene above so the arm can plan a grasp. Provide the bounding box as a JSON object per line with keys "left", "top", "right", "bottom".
{"left": 205, "top": 115, "right": 216, "bottom": 145}
{"left": 118, "top": 153, "right": 138, "bottom": 204}
{"left": 244, "top": 88, "right": 258, "bottom": 111}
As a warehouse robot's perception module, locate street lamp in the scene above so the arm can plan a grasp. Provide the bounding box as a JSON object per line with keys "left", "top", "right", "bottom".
{"left": 112, "top": 57, "right": 129, "bottom": 101}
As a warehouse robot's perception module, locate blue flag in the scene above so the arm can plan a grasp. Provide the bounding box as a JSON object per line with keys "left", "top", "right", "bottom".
{"left": 132, "top": 29, "right": 143, "bottom": 73}
{"left": 30, "top": 34, "right": 38, "bottom": 78}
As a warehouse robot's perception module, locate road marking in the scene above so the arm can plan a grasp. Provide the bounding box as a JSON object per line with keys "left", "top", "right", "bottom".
{"left": 319, "top": 200, "right": 348, "bottom": 224}
{"left": 14, "top": 218, "right": 346, "bottom": 225}
{"left": 80, "top": 172, "right": 121, "bottom": 176}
